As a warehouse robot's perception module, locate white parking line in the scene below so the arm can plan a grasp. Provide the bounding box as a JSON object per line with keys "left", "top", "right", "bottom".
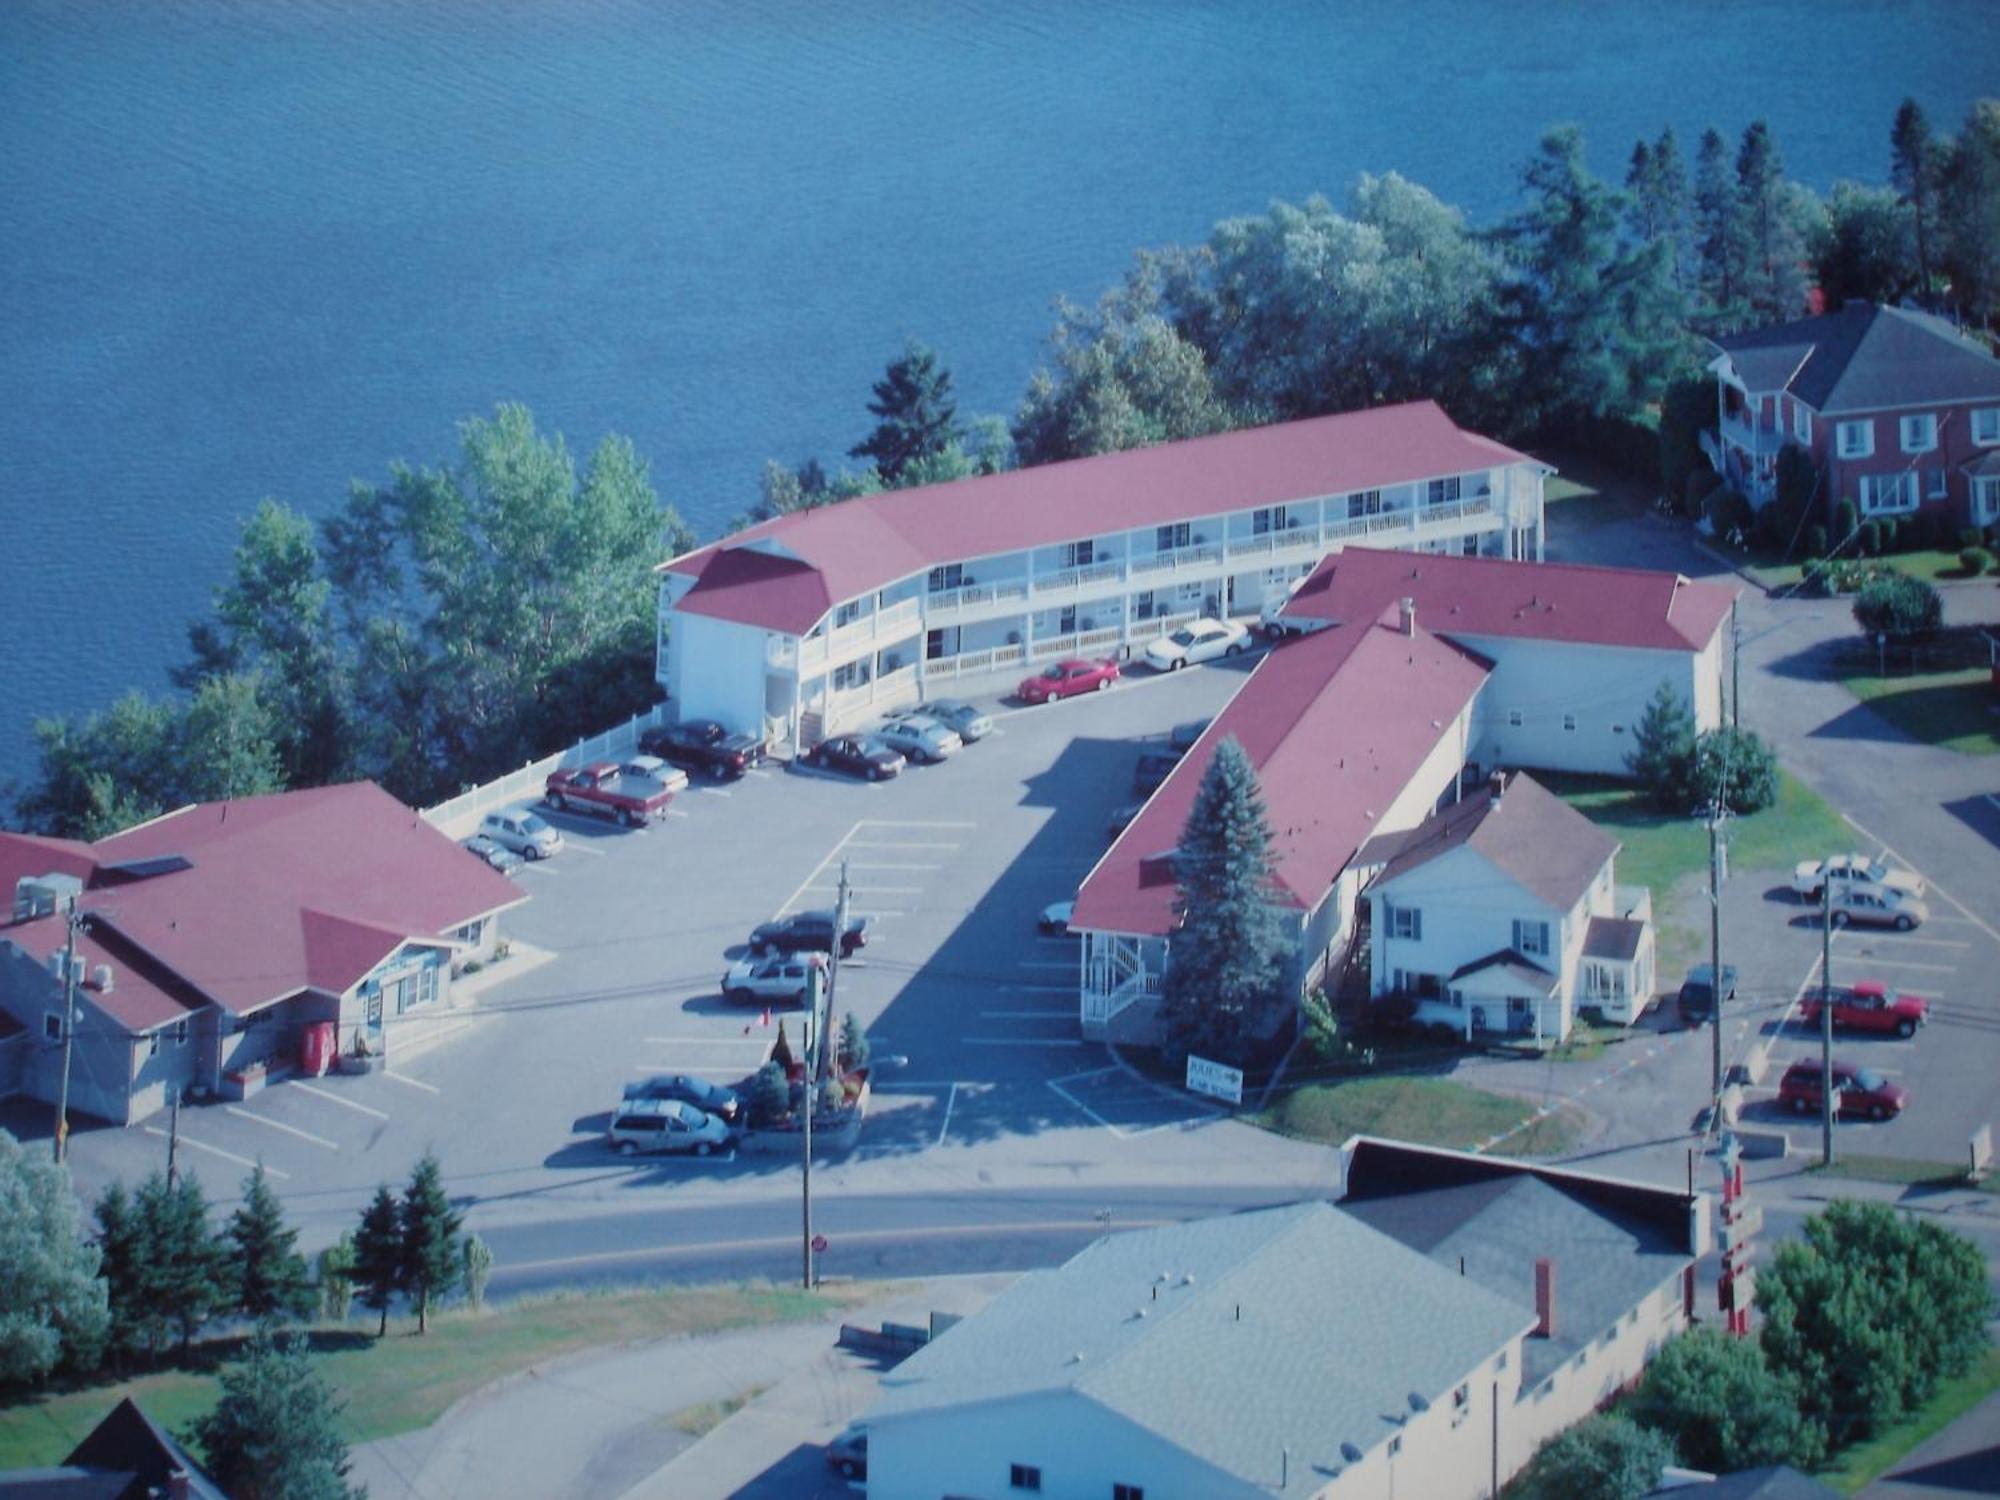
{"left": 290, "top": 1082, "right": 389, "bottom": 1120}
{"left": 851, "top": 909, "right": 906, "bottom": 918}
{"left": 1839, "top": 813, "right": 2000, "bottom": 945}
{"left": 805, "top": 885, "right": 924, "bottom": 895}
{"left": 700, "top": 786, "right": 734, "bottom": 797}
{"left": 383, "top": 1071, "right": 441, "bottom": 1095}
{"left": 1830, "top": 954, "right": 1958, "bottom": 973}
{"left": 224, "top": 1106, "right": 339, "bottom": 1151}
{"left": 642, "top": 1036, "right": 774, "bottom": 1046}
{"left": 143, "top": 1126, "right": 290, "bottom": 1178}
{"left": 859, "top": 819, "right": 975, "bottom": 828}
{"left": 843, "top": 863, "right": 943, "bottom": 872}
{"left": 563, "top": 843, "right": 607, "bottom": 857}
{"left": 938, "top": 1082, "right": 957, "bottom": 1147}
{"left": 1847, "top": 934, "right": 1968, "bottom": 949}
{"left": 844, "top": 841, "right": 960, "bottom": 851}
{"left": 746, "top": 768, "right": 774, "bottom": 779}
{"left": 963, "top": 1036, "right": 1086, "bottom": 1047}
{"left": 665, "top": 809, "right": 690, "bottom": 819}
{"left": 519, "top": 864, "right": 562, "bottom": 875}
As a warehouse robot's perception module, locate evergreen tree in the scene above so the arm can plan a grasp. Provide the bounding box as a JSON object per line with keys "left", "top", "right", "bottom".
{"left": 1623, "top": 138, "right": 1657, "bottom": 242}
{"left": 1890, "top": 98, "right": 1940, "bottom": 300}
{"left": 187, "top": 1327, "right": 362, "bottom": 1500}
{"left": 838, "top": 1012, "right": 870, "bottom": 1073}
{"left": 849, "top": 339, "right": 962, "bottom": 484}
{"left": 228, "top": 1163, "right": 314, "bottom": 1324}
{"left": 135, "top": 1171, "right": 227, "bottom": 1358}
{"left": 1159, "top": 737, "right": 1290, "bottom": 1064}
{"left": 398, "top": 1152, "right": 461, "bottom": 1336}
{"left": 770, "top": 1018, "right": 795, "bottom": 1074}
{"left": 1650, "top": 126, "right": 1691, "bottom": 292}
{"left": 748, "top": 1061, "right": 791, "bottom": 1129}
{"left": 1735, "top": 121, "right": 1809, "bottom": 322}
{"left": 93, "top": 1179, "right": 149, "bottom": 1372}
{"left": 1693, "top": 127, "right": 1744, "bottom": 330}
{"left": 351, "top": 1185, "right": 403, "bottom": 1337}
{"left": 1625, "top": 683, "right": 1697, "bottom": 810}
{"left": 0, "top": 1129, "right": 108, "bottom": 1386}
{"left": 1940, "top": 101, "right": 2000, "bottom": 330}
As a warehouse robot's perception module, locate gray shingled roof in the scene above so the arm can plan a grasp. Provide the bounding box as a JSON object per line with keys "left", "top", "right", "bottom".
{"left": 1366, "top": 772, "right": 1616, "bottom": 912}
{"left": 1713, "top": 302, "right": 2000, "bottom": 413}
{"left": 1583, "top": 915, "right": 1645, "bottom": 962}
{"left": 1449, "top": 950, "right": 1558, "bottom": 990}
{"left": 865, "top": 1203, "right": 1534, "bottom": 1485}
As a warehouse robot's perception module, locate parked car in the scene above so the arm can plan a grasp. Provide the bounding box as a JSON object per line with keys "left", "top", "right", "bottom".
{"left": 1133, "top": 748, "right": 1181, "bottom": 795}
{"left": 1792, "top": 853, "right": 1925, "bottom": 903}
{"left": 1016, "top": 658, "right": 1119, "bottom": 703}
{"left": 617, "top": 755, "right": 692, "bottom": 795}
{"left": 478, "top": 807, "right": 563, "bottom": 860}
{"left": 637, "top": 718, "right": 767, "bottom": 780}
{"left": 1798, "top": 980, "right": 1928, "bottom": 1038}
{"left": 1143, "top": 617, "right": 1251, "bottom": 671}
{"left": 1260, "top": 574, "right": 1312, "bottom": 637}
{"left": 1676, "top": 963, "right": 1738, "bottom": 1026}
{"left": 1168, "top": 718, "right": 1213, "bottom": 753}
{"left": 825, "top": 1425, "right": 868, "bottom": 1479}
{"left": 920, "top": 698, "right": 994, "bottom": 742}
{"left": 462, "top": 834, "right": 523, "bottom": 873}
{"left": 749, "top": 909, "right": 871, "bottom": 957}
{"left": 546, "top": 761, "right": 676, "bottom": 826}
{"left": 795, "top": 734, "right": 906, "bottom": 781}
{"left": 877, "top": 715, "right": 964, "bottom": 764}
{"left": 1776, "top": 1058, "right": 1909, "bottom": 1121}
{"left": 721, "top": 952, "right": 824, "bottom": 1005}
{"left": 607, "top": 1097, "right": 732, "bottom": 1156}
{"left": 623, "top": 1073, "right": 742, "bottom": 1123}
{"left": 1038, "top": 900, "right": 1075, "bottom": 935}
{"left": 1106, "top": 803, "right": 1144, "bottom": 839}
{"left": 1827, "top": 885, "right": 1929, "bottom": 931}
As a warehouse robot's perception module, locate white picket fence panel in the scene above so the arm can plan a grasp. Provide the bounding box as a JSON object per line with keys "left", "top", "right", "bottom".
{"left": 420, "top": 703, "right": 672, "bottom": 839}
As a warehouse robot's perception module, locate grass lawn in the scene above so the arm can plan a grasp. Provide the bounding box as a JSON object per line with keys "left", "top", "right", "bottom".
{"left": 1838, "top": 666, "right": 2000, "bottom": 755}
{"left": 1806, "top": 1153, "right": 2000, "bottom": 1194}
{"left": 1542, "top": 770, "right": 1851, "bottom": 899}
{"left": 1543, "top": 457, "right": 1652, "bottom": 528}
{"left": 1818, "top": 1344, "right": 2000, "bottom": 1494}
{"left": 1254, "top": 1075, "right": 1583, "bottom": 1157}
{"left": 0, "top": 1282, "right": 839, "bottom": 1471}
{"left": 1744, "top": 549, "right": 1987, "bottom": 592}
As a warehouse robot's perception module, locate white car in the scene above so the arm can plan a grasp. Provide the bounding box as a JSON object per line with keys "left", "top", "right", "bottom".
{"left": 1259, "top": 574, "right": 1312, "bottom": 637}
{"left": 1792, "top": 853, "right": 1926, "bottom": 903}
{"left": 877, "top": 715, "right": 963, "bottom": 763}
{"left": 618, "top": 755, "right": 691, "bottom": 795}
{"left": 1143, "top": 617, "right": 1251, "bottom": 671}
{"left": 721, "top": 951, "right": 825, "bottom": 1005}
{"left": 478, "top": 807, "right": 563, "bottom": 860}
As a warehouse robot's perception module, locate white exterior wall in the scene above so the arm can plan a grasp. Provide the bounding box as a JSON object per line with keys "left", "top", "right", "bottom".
{"left": 1372, "top": 847, "right": 1562, "bottom": 995}
{"left": 666, "top": 612, "right": 780, "bottom": 738}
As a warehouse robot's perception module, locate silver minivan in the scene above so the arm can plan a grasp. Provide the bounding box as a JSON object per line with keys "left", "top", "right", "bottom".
{"left": 607, "top": 1098, "right": 730, "bottom": 1156}
{"left": 478, "top": 807, "right": 563, "bottom": 860}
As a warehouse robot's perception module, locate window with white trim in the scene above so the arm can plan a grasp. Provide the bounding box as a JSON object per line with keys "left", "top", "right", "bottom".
{"left": 1062, "top": 539, "right": 1095, "bottom": 568}
{"left": 173, "top": 1019, "right": 190, "bottom": 1046}
{"left": 1155, "top": 522, "right": 1191, "bottom": 551}
{"left": 1974, "top": 477, "right": 2000, "bottom": 523}
{"left": 1836, "top": 420, "right": 1874, "bottom": 459}
{"left": 1251, "top": 506, "right": 1285, "bottom": 535}
{"left": 1507, "top": 708, "right": 1524, "bottom": 728}
{"left": 1793, "top": 404, "right": 1812, "bottom": 444}
{"left": 1900, "top": 413, "right": 1938, "bottom": 453}
{"left": 1859, "top": 472, "right": 1918, "bottom": 515}
{"left": 927, "top": 562, "right": 964, "bottom": 592}
{"left": 1426, "top": 475, "right": 1463, "bottom": 507}
{"left": 1387, "top": 904, "right": 1422, "bottom": 941}
{"left": 1513, "top": 919, "right": 1551, "bottom": 957}
{"left": 834, "top": 600, "right": 862, "bottom": 628}
{"left": 1974, "top": 407, "right": 2000, "bottom": 446}
{"left": 1347, "top": 489, "right": 1384, "bottom": 519}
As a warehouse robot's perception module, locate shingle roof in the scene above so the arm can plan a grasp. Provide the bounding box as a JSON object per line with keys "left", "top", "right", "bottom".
{"left": 1712, "top": 301, "right": 2000, "bottom": 413}
{"left": 1071, "top": 612, "right": 1490, "bottom": 936}
{"left": 664, "top": 401, "right": 1537, "bottom": 633}
{"left": 1583, "top": 915, "right": 1645, "bottom": 963}
{"left": 1448, "top": 951, "right": 1558, "bottom": 990}
{"left": 1366, "top": 773, "right": 1617, "bottom": 912}
{"left": 1681, "top": 1466, "right": 1844, "bottom": 1500}
{"left": 30, "top": 1396, "right": 230, "bottom": 1500}
{"left": 865, "top": 1202, "right": 1533, "bottom": 1485}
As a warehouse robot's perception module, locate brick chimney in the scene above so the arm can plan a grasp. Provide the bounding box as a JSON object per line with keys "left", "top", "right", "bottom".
{"left": 1534, "top": 1257, "right": 1556, "bottom": 1338}
{"left": 1399, "top": 596, "right": 1416, "bottom": 637}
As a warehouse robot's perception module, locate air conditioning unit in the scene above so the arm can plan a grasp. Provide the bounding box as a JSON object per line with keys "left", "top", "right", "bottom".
{"left": 89, "top": 964, "right": 114, "bottom": 994}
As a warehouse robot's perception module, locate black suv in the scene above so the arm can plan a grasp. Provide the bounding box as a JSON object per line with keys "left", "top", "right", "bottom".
{"left": 1677, "top": 963, "right": 1738, "bottom": 1026}
{"left": 1133, "top": 748, "right": 1181, "bottom": 796}
{"left": 749, "top": 909, "right": 871, "bottom": 957}
{"left": 637, "top": 719, "right": 766, "bottom": 780}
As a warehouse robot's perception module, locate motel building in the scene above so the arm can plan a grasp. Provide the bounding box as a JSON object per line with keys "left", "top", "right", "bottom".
{"left": 654, "top": 402, "right": 1550, "bottom": 748}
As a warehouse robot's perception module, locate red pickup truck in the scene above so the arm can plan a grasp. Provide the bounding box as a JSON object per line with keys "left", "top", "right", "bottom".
{"left": 1798, "top": 980, "right": 1928, "bottom": 1038}
{"left": 545, "top": 762, "right": 675, "bottom": 827}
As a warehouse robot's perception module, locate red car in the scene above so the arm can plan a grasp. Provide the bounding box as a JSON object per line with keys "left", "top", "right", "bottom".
{"left": 1798, "top": 980, "right": 1928, "bottom": 1038}
{"left": 1776, "top": 1058, "right": 1909, "bottom": 1120}
{"left": 1017, "top": 658, "right": 1119, "bottom": 703}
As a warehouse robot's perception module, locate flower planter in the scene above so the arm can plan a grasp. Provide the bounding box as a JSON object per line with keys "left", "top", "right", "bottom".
{"left": 221, "top": 1063, "right": 266, "bottom": 1102}
{"left": 335, "top": 1052, "right": 384, "bottom": 1076}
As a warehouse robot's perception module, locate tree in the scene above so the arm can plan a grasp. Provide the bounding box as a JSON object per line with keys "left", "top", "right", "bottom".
{"left": 177, "top": 673, "right": 287, "bottom": 806}
{"left": 1159, "top": 737, "right": 1290, "bottom": 1064}
{"left": 1511, "top": 1414, "right": 1672, "bottom": 1500}
{"left": 316, "top": 1235, "right": 356, "bottom": 1325}
{"left": 1735, "top": 121, "right": 1812, "bottom": 323}
{"left": 1939, "top": 101, "right": 2000, "bottom": 330}
{"left": 352, "top": 1185, "right": 403, "bottom": 1337}
{"left": 1625, "top": 127, "right": 1689, "bottom": 285}
{"left": 1657, "top": 373, "right": 1718, "bottom": 517}
{"left": 228, "top": 1163, "right": 314, "bottom": 1324}
{"left": 1690, "top": 726, "right": 1779, "bottom": 816}
{"left": 399, "top": 1152, "right": 461, "bottom": 1335}
{"left": 1693, "top": 127, "right": 1745, "bottom": 331}
{"left": 461, "top": 1235, "right": 493, "bottom": 1312}
{"left": 838, "top": 1012, "right": 870, "bottom": 1073}
{"left": 1631, "top": 1328, "right": 1824, "bottom": 1471}
{"left": 1759, "top": 1200, "right": 1993, "bottom": 1448}
{"left": 770, "top": 1018, "right": 795, "bottom": 1075}
{"left": 1852, "top": 572, "right": 1943, "bottom": 639}
{"left": 187, "top": 1328, "right": 362, "bottom": 1500}
{"left": 1625, "top": 683, "right": 1697, "bottom": 810}
{"left": 135, "top": 1171, "right": 227, "bottom": 1358}
{"left": 1890, "top": 98, "right": 1941, "bottom": 300}
{"left": 747, "top": 1062, "right": 791, "bottom": 1129}
{"left": 1814, "top": 182, "right": 1914, "bottom": 309}
{"left": 17, "top": 692, "right": 183, "bottom": 839}
{"left": 0, "top": 1129, "right": 107, "bottom": 1386}
{"left": 849, "top": 339, "right": 962, "bottom": 485}
{"left": 93, "top": 1180, "right": 149, "bottom": 1372}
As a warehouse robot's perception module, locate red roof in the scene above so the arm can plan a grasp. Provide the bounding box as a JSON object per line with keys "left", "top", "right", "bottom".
{"left": 1281, "top": 548, "right": 1734, "bottom": 653}
{"left": 665, "top": 402, "right": 1537, "bottom": 634}
{"left": 0, "top": 783, "right": 524, "bottom": 1031}
{"left": 1072, "top": 612, "right": 1490, "bottom": 937}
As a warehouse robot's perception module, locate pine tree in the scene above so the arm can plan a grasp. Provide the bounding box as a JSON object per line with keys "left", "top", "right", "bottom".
{"left": 838, "top": 1012, "right": 870, "bottom": 1073}
{"left": 1693, "top": 127, "right": 1743, "bottom": 330}
{"left": 228, "top": 1163, "right": 314, "bottom": 1324}
{"left": 136, "top": 1171, "right": 226, "bottom": 1358}
{"left": 1650, "top": 127, "right": 1690, "bottom": 292}
{"left": 351, "top": 1185, "right": 403, "bottom": 1337}
{"left": 1158, "top": 737, "right": 1290, "bottom": 1065}
{"left": 1735, "top": 121, "right": 1808, "bottom": 322}
{"left": 770, "top": 1018, "right": 795, "bottom": 1074}
{"left": 1890, "top": 98, "right": 1939, "bottom": 300}
{"left": 188, "top": 1327, "right": 362, "bottom": 1500}
{"left": 849, "top": 339, "right": 962, "bottom": 484}
{"left": 1940, "top": 102, "right": 2000, "bottom": 330}
{"left": 93, "top": 1179, "right": 149, "bottom": 1372}
{"left": 1625, "top": 682, "right": 1698, "bottom": 810}
{"left": 399, "top": 1152, "right": 461, "bottom": 1336}
{"left": 1624, "top": 139, "right": 1657, "bottom": 241}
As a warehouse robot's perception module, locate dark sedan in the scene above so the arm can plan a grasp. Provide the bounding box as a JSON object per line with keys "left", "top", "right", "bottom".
{"left": 623, "top": 1072, "right": 742, "bottom": 1124}
{"left": 637, "top": 718, "right": 766, "bottom": 780}
{"left": 749, "top": 909, "right": 871, "bottom": 957}
{"left": 794, "top": 734, "right": 906, "bottom": 781}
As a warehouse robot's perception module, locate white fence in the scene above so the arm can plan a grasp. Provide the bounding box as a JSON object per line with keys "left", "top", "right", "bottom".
{"left": 420, "top": 702, "right": 672, "bottom": 839}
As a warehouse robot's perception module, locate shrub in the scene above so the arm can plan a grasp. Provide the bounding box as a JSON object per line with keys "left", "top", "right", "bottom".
{"left": 1852, "top": 572, "right": 1943, "bottom": 639}
{"left": 1960, "top": 547, "right": 1990, "bottom": 577}
{"left": 1632, "top": 1328, "right": 1824, "bottom": 1472}
{"left": 1834, "top": 498, "right": 1860, "bottom": 547}
{"left": 1858, "top": 520, "right": 1882, "bottom": 556}
{"left": 1705, "top": 487, "right": 1753, "bottom": 543}
{"left": 1880, "top": 517, "right": 1902, "bottom": 553}
{"left": 1805, "top": 525, "right": 1828, "bottom": 559}
{"left": 1511, "top": 1416, "right": 1672, "bottom": 1500}
{"left": 1690, "top": 726, "right": 1779, "bottom": 815}
{"left": 1800, "top": 560, "right": 1833, "bottom": 598}
{"left": 747, "top": 1062, "right": 790, "bottom": 1128}
{"left": 1960, "top": 527, "right": 1987, "bottom": 553}
{"left": 1923, "top": 508, "right": 1956, "bottom": 549}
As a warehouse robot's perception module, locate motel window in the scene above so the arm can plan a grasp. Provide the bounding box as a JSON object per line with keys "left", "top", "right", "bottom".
{"left": 1507, "top": 708, "right": 1524, "bottom": 728}
{"left": 1010, "top": 1464, "right": 1042, "bottom": 1491}
{"left": 1347, "top": 489, "right": 1384, "bottom": 519}
{"left": 1063, "top": 539, "right": 1096, "bottom": 568}
{"left": 1426, "top": 475, "right": 1462, "bottom": 506}
{"left": 1134, "top": 589, "right": 1156, "bottom": 620}
{"left": 1900, "top": 413, "right": 1938, "bottom": 454}
{"left": 1513, "top": 919, "right": 1551, "bottom": 957}
{"left": 1974, "top": 407, "right": 2000, "bottom": 446}
{"left": 1155, "top": 523, "right": 1191, "bottom": 551}
{"left": 1387, "top": 905, "right": 1422, "bottom": 941}
{"left": 44, "top": 1011, "right": 63, "bottom": 1042}
{"left": 149, "top": 1032, "right": 161, "bottom": 1058}
{"left": 834, "top": 600, "right": 862, "bottom": 628}
{"left": 1252, "top": 506, "right": 1284, "bottom": 534}
{"left": 1114, "top": 1487, "right": 1146, "bottom": 1500}
{"left": 1836, "top": 420, "right": 1873, "bottom": 458}
{"left": 1562, "top": 713, "right": 1577, "bottom": 732}
{"left": 1793, "top": 404, "right": 1812, "bottom": 444}
{"left": 927, "top": 563, "right": 965, "bottom": 592}
{"left": 173, "top": 1019, "right": 190, "bottom": 1046}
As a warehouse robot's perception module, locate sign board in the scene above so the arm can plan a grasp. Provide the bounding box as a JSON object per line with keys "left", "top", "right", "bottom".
{"left": 1721, "top": 1205, "right": 1763, "bottom": 1252}
{"left": 1186, "top": 1054, "right": 1244, "bottom": 1106}
{"left": 810, "top": 1233, "right": 829, "bottom": 1254}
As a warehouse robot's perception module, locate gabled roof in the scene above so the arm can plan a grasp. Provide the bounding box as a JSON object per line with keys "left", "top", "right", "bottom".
{"left": 663, "top": 401, "right": 1538, "bottom": 633}
{"left": 1071, "top": 612, "right": 1490, "bottom": 936}
{"left": 1583, "top": 915, "right": 1645, "bottom": 962}
{"left": 0, "top": 1396, "right": 232, "bottom": 1499}
{"left": 1365, "top": 772, "right": 1616, "bottom": 912}
{"left": 865, "top": 1202, "right": 1533, "bottom": 1487}
{"left": 1281, "top": 546, "right": 1735, "bottom": 653}
{"left": 1448, "top": 950, "right": 1557, "bottom": 990}
{"left": 1711, "top": 301, "right": 2000, "bottom": 414}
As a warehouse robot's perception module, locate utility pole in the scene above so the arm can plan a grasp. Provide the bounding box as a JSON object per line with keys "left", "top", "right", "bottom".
{"left": 1731, "top": 604, "right": 1742, "bottom": 730}
{"left": 53, "top": 903, "right": 82, "bottom": 1165}
{"left": 1821, "top": 878, "right": 1836, "bottom": 1166}
{"left": 824, "top": 861, "right": 851, "bottom": 1084}
{"left": 800, "top": 960, "right": 821, "bottom": 1291}
{"left": 167, "top": 1086, "right": 182, "bottom": 1186}
{"left": 1708, "top": 805, "right": 1726, "bottom": 1105}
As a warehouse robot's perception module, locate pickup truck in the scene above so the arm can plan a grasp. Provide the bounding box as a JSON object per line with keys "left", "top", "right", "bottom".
{"left": 545, "top": 761, "right": 675, "bottom": 826}
{"left": 637, "top": 719, "right": 767, "bottom": 780}
{"left": 1798, "top": 980, "right": 1927, "bottom": 1038}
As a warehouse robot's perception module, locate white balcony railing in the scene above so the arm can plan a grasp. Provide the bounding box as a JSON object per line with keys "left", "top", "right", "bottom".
{"left": 1719, "top": 413, "right": 1786, "bottom": 456}
{"left": 921, "top": 642, "right": 1028, "bottom": 681}
{"left": 924, "top": 577, "right": 1031, "bottom": 619}
{"left": 1031, "top": 559, "right": 1126, "bottom": 597}
{"left": 1323, "top": 492, "right": 1495, "bottom": 545}
{"left": 1130, "top": 542, "right": 1224, "bottom": 578}
{"left": 1227, "top": 526, "right": 1322, "bottom": 561}
{"left": 798, "top": 596, "right": 923, "bottom": 672}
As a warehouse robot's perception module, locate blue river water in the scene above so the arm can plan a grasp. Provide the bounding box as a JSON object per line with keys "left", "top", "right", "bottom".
{"left": 3, "top": 0, "right": 1996, "bottom": 788}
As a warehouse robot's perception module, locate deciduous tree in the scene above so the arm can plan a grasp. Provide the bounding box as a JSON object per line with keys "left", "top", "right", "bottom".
{"left": 1690, "top": 726, "right": 1778, "bottom": 816}
{"left": 1511, "top": 1415, "right": 1671, "bottom": 1500}
{"left": 1814, "top": 182, "right": 1913, "bottom": 309}
{"left": 0, "top": 1129, "right": 107, "bottom": 1386}
{"left": 1939, "top": 101, "right": 2000, "bottom": 330}
{"left": 187, "top": 1328, "right": 362, "bottom": 1500}
{"left": 1631, "top": 1328, "right": 1824, "bottom": 1471}
{"left": 316, "top": 1234, "right": 356, "bottom": 1325}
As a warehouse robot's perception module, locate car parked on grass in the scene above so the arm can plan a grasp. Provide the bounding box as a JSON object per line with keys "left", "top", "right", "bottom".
{"left": 623, "top": 1072, "right": 742, "bottom": 1123}
{"left": 607, "top": 1097, "right": 732, "bottom": 1156}
{"left": 1016, "top": 658, "right": 1119, "bottom": 703}
{"left": 617, "top": 755, "right": 692, "bottom": 795}
{"left": 1143, "top": 617, "right": 1251, "bottom": 671}
{"left": 794, "top": 734, "right": 906, "bottom": 781}
{"left": 826, "top": 1425, "right": 868, "bottom": 1479}
{"left": 749, "top": 909, "right": 870, "bottom": 957}
{"left": 889, "top": 698, "right": 993, "bottom": 742}
{"left": 638, "top": 718, "right": 767, "bottom": 780}
{"left": 1776, "top": 1058, "right": 1909, "bottom": 1120}
{"left": 721, "top": 952, "right": 824, "bottom": 1006}
{"left": 1798, "top": 980, "right": 1928, "bottom": 1038}
{"left": 1677, "top": 963, "right": 1738, "bottom": 1026}
{"left": 1792, "top": 852, "right": 1926, "bottom": 903}
{"left": 876, "top": 715, "right": 964, "bottom": 764}
{"left": 462, "top": 834, "right": 524, "bottom": 873}
{"left": 1827, "top": 885, "right": 1929, "bottom": 932}
{"left": 478, "top": 807, "right": 563, "bottom": 860}
{"left": 1038, "top": 900, "right": 1075, "bottom": 935}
